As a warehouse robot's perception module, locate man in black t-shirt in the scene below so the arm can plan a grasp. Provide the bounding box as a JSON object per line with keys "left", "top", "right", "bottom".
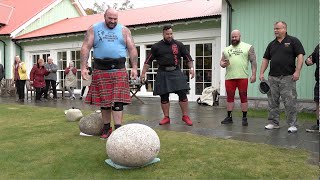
{"left": 305, "top": 44, "right": 319, "bottom": 133}
{"left": 260, "top": 21, "right": 305, "bottom": 133}
{"left": 141, "top": 25, "right": 195, "bottom": 126}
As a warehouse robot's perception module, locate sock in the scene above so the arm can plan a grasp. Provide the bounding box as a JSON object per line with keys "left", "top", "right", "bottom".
{"left": 227, "top": 111, "right": 232, "bottom": 118}
{"left": 104, "top": 123, "right": 111, "bottom": 132}
{"left": 115, "top": 124, "right": 122, "bottom": 129}
{"left": 243, "top": 111, "right": 247, "bottom": 118}
{"left": 317, "top": 120, "right": 319, "bottom": 126}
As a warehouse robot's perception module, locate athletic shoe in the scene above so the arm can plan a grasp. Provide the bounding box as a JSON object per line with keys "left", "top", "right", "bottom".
{"left": 159, "top": 117, "right": 170, "bottom": 125}
{"left": 182, "top": 115, "right": 193, "bottom": 126}
{"left": 242, "top": 117, "right": 248, "bottom": 126}
{"left": 288, "top": 126, "right": 298, "bottom": 133}
{"left": 306, "top": 125, "right": 319, "bottom": 133}
{"left": 221, "top": 117, "right": 233, "bottom": 124}
{"left": 265, "top": 123, "right": 280, "bottom": 130}
{"left": 100, "top": 128, "right": 112, "bottom": 139}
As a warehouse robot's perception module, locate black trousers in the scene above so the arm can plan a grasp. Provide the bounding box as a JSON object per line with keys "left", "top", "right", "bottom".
{"left": 44, "top": 80, "right": 57, "bottom": 98}
{"left": 35, "top": 87, "right": 46, "bottom": 100}
{"left": 15, "top": 80, "right": 26, "bottom": 100}
{"left": 81, "top": 86, "right": 87, "bottom": 96}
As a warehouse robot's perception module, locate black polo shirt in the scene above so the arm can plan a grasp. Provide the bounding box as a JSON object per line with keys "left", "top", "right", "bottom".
{"left": 144, "top": 39, "right": 193, "bottom": 67}
{"left": 263, "top": 35, "right": 305, "bottom": 76}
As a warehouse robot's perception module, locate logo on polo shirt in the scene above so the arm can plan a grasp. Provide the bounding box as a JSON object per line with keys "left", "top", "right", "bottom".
{"left": 284, "top": 43, "right": 290, "bottom": 47}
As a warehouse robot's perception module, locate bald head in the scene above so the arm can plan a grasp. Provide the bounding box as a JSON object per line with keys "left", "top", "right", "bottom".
{"left": 231, "top": 29, "right": 241, "bottom": 46}
{"left": 104, "top": 8, "right": 118, "bottom": 29}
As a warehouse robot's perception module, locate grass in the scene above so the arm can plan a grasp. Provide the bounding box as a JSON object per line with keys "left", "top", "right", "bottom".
{"left": 0, "top": 104, "right": 318, "bottom": 179}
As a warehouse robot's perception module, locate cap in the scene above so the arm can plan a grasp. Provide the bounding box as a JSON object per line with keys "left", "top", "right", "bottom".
{"left": 259, "top": 80, "right": 270, "bottom": 94}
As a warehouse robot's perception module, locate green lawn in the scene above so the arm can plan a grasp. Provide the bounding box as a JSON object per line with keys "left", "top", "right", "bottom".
{"left": 0, "top": 104, "right": 318, "bottom": 179}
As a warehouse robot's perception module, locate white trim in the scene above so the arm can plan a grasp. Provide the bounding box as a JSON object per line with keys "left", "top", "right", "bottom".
{"left": 220, "top": 0, "right": 229, "bottom": 96}
{"left": 70, "top": 0, "right": 87, "bottom": 16}
{"left": 11, "top": 0, "right": 63, "bottom": 38}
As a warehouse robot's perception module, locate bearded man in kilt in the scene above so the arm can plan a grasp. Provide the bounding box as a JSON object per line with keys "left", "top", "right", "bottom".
{"left": 80, "top": 8, "right": 138, "bottom": 139}
{"left": 141, "top": 25, "right": 195, "bottom": 126}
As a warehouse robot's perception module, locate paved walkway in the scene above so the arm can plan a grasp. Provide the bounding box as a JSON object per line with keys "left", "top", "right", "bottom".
{"left": 1, "top": 96, "right": 319, "bottom": 164}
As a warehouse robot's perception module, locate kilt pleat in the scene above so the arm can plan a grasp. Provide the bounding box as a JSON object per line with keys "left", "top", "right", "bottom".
{"left": 85, "top": 69, "right": 131, "bottom": 107}
{"left": 154, "top": 69, "right": 190, "bottom": 95}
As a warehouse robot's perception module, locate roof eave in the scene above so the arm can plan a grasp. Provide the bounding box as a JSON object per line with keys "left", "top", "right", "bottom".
{"left": 15, "top": 15, "right": 221, "bottom": 43}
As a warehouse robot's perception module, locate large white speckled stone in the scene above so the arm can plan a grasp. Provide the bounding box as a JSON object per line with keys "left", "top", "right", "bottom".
{"left": 79, "top": 112, "right": 103, "bottom": 135}
{"left": 65, "top": 109, "right": 83, "bottom": 122}
{"left": 106, "top": 123, "right": 160, "bottom": 167}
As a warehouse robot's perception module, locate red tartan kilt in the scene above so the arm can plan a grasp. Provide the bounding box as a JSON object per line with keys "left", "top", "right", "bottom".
{"left": 85, "top": 69, "right": 131, "bottom": 107}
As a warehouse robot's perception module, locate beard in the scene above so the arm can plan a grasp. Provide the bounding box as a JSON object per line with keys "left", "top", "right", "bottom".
{"left": 231, "top": 39, "right": 240, "bottom": 46}
{"left": 106, "top": 22, "right": 117, "bottom": 29}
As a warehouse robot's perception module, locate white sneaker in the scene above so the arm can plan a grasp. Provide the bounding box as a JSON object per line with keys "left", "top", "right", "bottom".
{"left": 288, "top": 126, "right": 297, "bottom": 133}
{"left": 265, "top": 124, "right": 280, "bottom": 130}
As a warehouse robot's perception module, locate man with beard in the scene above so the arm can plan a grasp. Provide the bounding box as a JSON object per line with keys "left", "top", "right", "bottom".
{"left": 80, "top": 8, "right": 138, "bottom": 139}
{"left": 220, "top": 29, "right": 257, "bottom": 126}
{"left": 260, "top": 21, "right": 305, "bottom": 133}
{"left": 140, "top": 25, "right": 195, "bottom": 126}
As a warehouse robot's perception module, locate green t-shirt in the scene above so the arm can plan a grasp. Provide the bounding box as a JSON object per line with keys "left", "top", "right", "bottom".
{"left": 223, "top": 42, "right": 252, "bottom": 80}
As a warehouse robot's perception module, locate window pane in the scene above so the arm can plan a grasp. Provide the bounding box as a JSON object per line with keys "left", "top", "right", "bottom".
{"left": 196, "top": 44, "right": 203, "bottom": 56}
{"left": 204, "top": 70, "right": 212, "bottom": 82}
{"left": 203, "top": 57, "right": 212, "bottom": 69}
{"left": 196, "top": 83, "right": 203, "bottom": 95}
{"left": 195, "top": 57, "right": 203, "bottom": 69}
{"left": 196, "top": 70, "right": 203, "bottom": 82}
{"left": 204, "top": 43, "right": 212, "bottom": 56}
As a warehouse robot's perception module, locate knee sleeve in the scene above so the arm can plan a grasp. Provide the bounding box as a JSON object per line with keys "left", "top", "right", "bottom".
{"left": 112, "top": 102, "right": 123, "bottom": 111}
{"left": 101, "top": 107, "right": 111, "bottom": 110}
{"left": 176, "top": 90, "right": 188, "bottom": 102}
{"left": 239, "top": 91, "right": 248, "bottom": 103}
{"left": 160, "top": 94, "right": 169, "bottom": 104}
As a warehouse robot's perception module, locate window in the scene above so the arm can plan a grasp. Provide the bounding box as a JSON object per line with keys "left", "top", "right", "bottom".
{"left": 195, "top": 43, "right": 212, "bottom": 95}
{"left": 180, "top": 45, "right": 190, "bottom": 94}
{"left": 145, "top": 44, "right": 157, "bottom": 92}
{"left": 71, "top": 50, "right": 81, "bottom": 89}
{"left": 57, "top": 51, "right": 67, "bottom": 88}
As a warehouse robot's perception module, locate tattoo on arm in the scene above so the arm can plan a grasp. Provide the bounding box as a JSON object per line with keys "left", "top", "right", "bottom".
{"left": 125, "top": 27, "right": 138, "bottom": 67}
{"left": 249, "top": 46, "right": 257, "bottom": 74}
{"left": 80, "top": 26, "right": 93, "bottom": 67}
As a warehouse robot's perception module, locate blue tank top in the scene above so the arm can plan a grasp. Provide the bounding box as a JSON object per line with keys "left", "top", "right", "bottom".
{"left": 93, "top": 22, "right": 127, "bottom": 59}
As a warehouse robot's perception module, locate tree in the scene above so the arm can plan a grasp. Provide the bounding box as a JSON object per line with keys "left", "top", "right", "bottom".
{"left": 84, "top": 8, "right": 97, "bottom": 15}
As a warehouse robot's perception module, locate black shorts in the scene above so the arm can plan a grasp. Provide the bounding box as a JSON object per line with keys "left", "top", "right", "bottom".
{"left": 314, "top": 81, "right": 319, "bottom": 102}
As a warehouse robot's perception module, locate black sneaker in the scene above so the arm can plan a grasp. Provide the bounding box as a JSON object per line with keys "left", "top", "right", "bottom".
{"left": 242, "top": 117, "right": 248, "bottom": 126}
{"left": 306, "top": 125, "right": 319, "bottom": 133}
{"left": 221, "top": 117, "right": 233, "bottom": 124}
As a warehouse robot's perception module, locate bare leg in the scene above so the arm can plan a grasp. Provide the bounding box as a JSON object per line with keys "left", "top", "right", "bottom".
{"left": 161, "top": 103, "right": 170, "bottom": 117}
{"left": 178, "top": 101, "right": 189, "bottom": 116}
{"left": 101, "top": 108, "right": 112, "bottom": 124}
{"left": 241, "top": 102, "right": 248, "bottom": 112}
{"left": 227, "top": 102, "right": 234, "bottom": 111}
{"left": 112, "top": 111, "right": 123, "bottom": 125}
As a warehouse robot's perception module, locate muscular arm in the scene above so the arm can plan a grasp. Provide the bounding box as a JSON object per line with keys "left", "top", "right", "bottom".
{"left": 248, "top": 46, "right": 257, "bottom": 77}
{"left": 123, "top": 27, "right": 138, "bottom": 69}
{"left": 80, "top": 26, "right": 94, "bottom": 70}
